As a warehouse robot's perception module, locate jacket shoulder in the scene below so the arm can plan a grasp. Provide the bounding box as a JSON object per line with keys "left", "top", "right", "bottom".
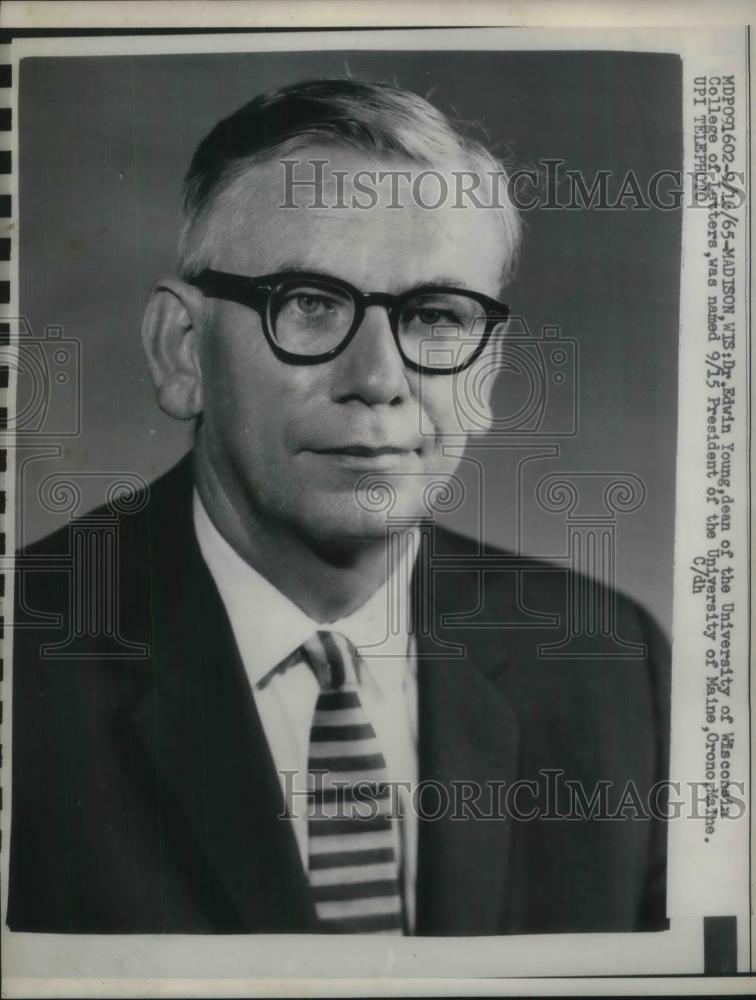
{"left": 16, "top": 455, "right": 193, "bottom": 559}
{"left": 431, "top": 525, "right": 670, "bottom": 694}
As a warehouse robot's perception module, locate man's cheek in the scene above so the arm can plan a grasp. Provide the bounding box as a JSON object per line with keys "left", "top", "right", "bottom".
{"left": 418, "top": 377, "right": 473, "bottom": 442}
{"left": 435, "top": 364, "right": 497, "bottom": 437}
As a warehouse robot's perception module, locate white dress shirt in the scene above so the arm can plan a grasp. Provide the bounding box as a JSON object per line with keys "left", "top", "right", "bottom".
{"left": 193, "top": 492, "right": 419, "bottom": 930}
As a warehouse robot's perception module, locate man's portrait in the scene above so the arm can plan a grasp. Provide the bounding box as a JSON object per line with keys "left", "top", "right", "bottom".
{"left": 7, "top": 49, "right": 678, "bottom": 938}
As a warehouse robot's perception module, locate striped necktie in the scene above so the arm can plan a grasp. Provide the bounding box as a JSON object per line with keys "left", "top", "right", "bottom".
{"left": 301, "top": 630, "right": 404, "bottom": 934}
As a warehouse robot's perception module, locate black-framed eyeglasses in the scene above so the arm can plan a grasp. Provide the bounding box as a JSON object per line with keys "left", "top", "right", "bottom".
{"left": 189, "top": 269, "right": 510, "bottom": 375}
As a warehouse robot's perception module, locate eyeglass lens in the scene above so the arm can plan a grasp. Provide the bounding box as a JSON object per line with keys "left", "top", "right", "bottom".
{"left": 269, "top": 278, "right": 495, "bottom": 368}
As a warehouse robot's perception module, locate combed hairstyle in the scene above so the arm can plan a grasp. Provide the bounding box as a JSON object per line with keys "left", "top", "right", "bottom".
{"left": 178, "top": 77, "right": 522, "bottom": 285}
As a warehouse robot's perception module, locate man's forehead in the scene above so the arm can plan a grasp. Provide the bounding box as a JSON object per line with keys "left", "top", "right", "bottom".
{"left": 217, "top": 147, "right": 503, "bottom": 224}
{"left": 211, "top": 149, "right": 508, "bottom": 287}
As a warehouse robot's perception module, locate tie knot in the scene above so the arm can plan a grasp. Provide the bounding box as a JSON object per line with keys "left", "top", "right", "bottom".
{"left": 301, "top": 630, "right": 358, "bottom": 690}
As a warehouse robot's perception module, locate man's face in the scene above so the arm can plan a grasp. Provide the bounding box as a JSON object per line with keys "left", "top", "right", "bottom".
{"left": 194, "top": 148, "right": 508, "bottom": 546}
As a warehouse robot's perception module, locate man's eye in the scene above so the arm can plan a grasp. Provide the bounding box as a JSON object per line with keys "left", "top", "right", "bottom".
{"left": 292, "top": 292, "right": 334, "bottom": 315}
{"left": 408, "top": 306, "right": 459, "bottom": 326}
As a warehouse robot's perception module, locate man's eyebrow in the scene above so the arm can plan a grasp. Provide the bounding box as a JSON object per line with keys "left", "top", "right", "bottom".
{"left": 410, "top": 277, "right": 474, "bottom": 291}
{"left": 270, "top": 262, "right": 356, "bottom": 284}
{"left": 269, "top": 263, "right": 477, "bottom": 293}
{"left": 273, "top": 260, "right": 323, "bottom": 274}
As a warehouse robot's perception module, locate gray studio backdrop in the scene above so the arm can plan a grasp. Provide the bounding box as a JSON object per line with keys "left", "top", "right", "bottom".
{"left": 17, "top": 49, "right": 681, "bottom": 636}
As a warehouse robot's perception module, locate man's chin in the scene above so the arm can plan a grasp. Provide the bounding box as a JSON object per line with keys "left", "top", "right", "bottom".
{"left": 296, "top": 489, "right": 426, "bottom": 546}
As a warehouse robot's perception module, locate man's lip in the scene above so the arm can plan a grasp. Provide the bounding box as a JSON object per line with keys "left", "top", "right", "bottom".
{"left": 304, "top": 444, "right": 422, "bottom": 471}
{"left": 310, "top": 445, "right": 419, "bottom": 456}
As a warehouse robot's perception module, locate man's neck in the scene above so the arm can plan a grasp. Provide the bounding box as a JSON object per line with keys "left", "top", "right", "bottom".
{"left": 193, "top": 449, "right": 406, "bottom": 624}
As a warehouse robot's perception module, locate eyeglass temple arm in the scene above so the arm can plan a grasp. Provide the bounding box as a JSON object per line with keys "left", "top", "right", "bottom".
{"left": 190, "top": 269, "right": 270, "bottom": 312}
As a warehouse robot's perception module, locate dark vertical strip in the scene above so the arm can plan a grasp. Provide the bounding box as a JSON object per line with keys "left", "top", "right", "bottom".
{"left": 703, "top": 915, "right": 737, "bottom": 975}
{"left": 0, "top": 59, "right": 11, "bottom": 854}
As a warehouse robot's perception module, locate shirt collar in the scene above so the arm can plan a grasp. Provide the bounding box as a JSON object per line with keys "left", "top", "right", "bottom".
{"left": 193, "top": 490, "right": 417, "bottom": 691}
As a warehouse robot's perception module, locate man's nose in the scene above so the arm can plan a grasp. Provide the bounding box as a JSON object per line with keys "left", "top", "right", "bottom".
{"left": 330, "top": 305, "right": 411, "bottom": 406}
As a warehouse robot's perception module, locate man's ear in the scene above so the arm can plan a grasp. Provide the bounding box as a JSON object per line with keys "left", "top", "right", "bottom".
{"left": 141, "top": 277, "right": 205, "bottom": 420}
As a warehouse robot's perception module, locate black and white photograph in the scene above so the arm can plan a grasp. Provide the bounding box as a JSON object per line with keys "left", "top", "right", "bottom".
{"left": 0, "top": 3, "right": 752, "bottom": 995}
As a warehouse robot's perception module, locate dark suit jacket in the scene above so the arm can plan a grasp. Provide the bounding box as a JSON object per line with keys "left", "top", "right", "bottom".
{"left": 8, "top": 457, "right": 670, "bottom": 935}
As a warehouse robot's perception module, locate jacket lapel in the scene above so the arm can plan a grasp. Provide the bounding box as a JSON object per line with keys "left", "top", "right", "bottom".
{"left": 413, "top": 530, "right": 520, "bottom": 935}
{"left": 128, "top": 460, "right": 318, "bottom": 932}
